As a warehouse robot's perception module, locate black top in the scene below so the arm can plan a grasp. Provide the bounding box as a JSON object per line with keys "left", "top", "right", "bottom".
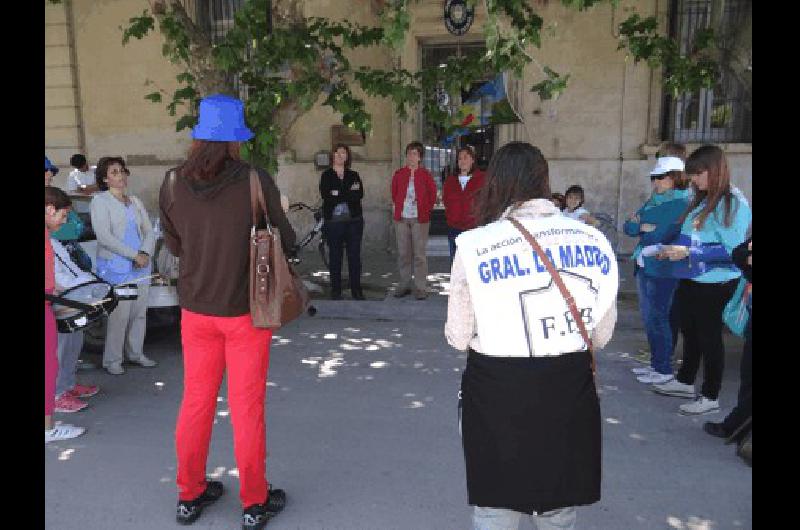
{"left": 319, "top": 168, "right": 364, "bottom": 221}
{"left": 732, "top": 236, "right": 752, "bottom": 282}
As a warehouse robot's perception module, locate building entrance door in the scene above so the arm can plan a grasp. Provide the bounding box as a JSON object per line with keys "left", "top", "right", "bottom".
{"left": 420, "top": 43, "right": 495, "bottom": 246}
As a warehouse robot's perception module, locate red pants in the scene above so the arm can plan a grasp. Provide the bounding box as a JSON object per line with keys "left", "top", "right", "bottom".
{"left": 175, "top": 309, "right": 272, "bottom": 507}
{"left": 45, "top": 295, "right": 58, "bottom": 417}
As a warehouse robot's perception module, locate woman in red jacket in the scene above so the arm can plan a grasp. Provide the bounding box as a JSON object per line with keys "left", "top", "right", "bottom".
{"left": 442, "top": 145, "right": 485, "bottom": 260}
{"left": 391, "top": 141, "right": 437, "bottom": 300}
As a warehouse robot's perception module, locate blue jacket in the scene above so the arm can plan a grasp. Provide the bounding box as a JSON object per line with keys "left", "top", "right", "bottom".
{"left": 623, "top": 189, "right": 690, "bottom": 278}
{"left": 653, "top": 187, "right": 751, "bottom": 282}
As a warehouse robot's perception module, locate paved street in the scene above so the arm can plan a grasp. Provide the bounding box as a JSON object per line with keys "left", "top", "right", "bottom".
{"left": 45, "top": 255, "right": 752, "bottom": 530}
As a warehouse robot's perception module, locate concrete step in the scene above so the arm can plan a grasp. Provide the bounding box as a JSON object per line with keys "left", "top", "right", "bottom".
{"left": 426, "top": 235, "right": 450, "bottom": 257}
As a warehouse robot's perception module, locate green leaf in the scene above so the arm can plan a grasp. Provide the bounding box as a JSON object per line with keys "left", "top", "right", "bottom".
{"left": 175, "top": 114, "right": 196, "bottom": 132}
{"left": 121, "top": 11, "right": 155, "bottom": 45}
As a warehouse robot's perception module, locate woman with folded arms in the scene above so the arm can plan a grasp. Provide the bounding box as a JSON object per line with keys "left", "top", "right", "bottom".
{"left": 319, "top": 144, "right": 365, "bottom": 300}
{"left": 623, "top": 156, "right": 690, "bottom": 385}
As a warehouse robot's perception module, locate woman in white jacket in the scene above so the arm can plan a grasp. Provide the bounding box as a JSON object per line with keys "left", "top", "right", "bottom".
{"left": 446, "top": 142, "right": 618, "bottom": 530}
{"left": 90, "top": 157, "right": 157, "bottom": 375}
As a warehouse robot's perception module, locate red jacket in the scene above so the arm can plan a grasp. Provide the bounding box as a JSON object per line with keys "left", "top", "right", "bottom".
{"left": 391, "top": 166, "right": 437, "bottom": 223}
{"left": 442, "top": 170, "right": 486, "bottom": 230}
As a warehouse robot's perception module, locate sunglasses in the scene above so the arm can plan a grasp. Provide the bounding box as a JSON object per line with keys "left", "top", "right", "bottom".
{"left": 650, "top": 173, "right": 669, "bottom": 181}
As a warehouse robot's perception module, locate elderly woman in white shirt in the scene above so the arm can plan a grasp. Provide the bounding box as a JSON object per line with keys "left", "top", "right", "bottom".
{"left": 90, "top": 156, "right": 157, "bottom": 375}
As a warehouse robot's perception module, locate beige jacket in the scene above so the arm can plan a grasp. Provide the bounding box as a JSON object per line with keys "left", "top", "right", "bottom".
{"left": 90, "top": 191, "right": 156, "bottom": 261}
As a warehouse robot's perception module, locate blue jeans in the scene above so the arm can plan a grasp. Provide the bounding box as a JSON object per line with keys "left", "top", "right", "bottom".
{"left": 473, "top": 506, "right": 576, "bottom": 530}
{"left": 636, "top": 272, "right": 679, "bottom": 375}
{"left": 448, "top": 227, "right": 464, "bottom": 261}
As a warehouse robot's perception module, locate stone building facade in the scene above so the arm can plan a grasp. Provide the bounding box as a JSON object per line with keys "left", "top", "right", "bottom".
{"left": 45, "top": 0, "right": 752, "bottom": 254}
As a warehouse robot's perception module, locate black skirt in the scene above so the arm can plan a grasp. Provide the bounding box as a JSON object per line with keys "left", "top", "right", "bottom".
{"left": 461, "top": 349, "right": 601, "bottom": 515}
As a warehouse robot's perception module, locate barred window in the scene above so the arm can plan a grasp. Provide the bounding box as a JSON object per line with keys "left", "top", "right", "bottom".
{"left": 661, "top": 0, "right": 752, "bottom": 143}
{"left": 182, "top": 0, "right": 248, "bottom": 98}
{"left": 182, "top": 0, "right": 244, "bottom": 41}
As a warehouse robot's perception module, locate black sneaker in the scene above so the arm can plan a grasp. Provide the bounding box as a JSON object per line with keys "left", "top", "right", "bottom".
{"left": 176, "top": 480, "right": 224, "bottom": 525}
{"left": 703, "top": 421, "right": 730, "bottom": 439}
{"left": 242, "top": 487, "right": 287, "bottom": 530}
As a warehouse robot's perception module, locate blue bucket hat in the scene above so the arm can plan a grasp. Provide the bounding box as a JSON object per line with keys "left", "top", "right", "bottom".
{"left": 191, "top": 94, "right": 254, "bottom": 142}
{"left": 45, "top": 156, "right": 59, "bottom": 175}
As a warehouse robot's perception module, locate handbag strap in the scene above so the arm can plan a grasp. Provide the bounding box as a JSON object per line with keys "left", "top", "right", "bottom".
{"left": 508, "top": 217, "right": 596, "bottom": 375}
{"left": 249, "top": 168, "right": 271, "bottom": 232}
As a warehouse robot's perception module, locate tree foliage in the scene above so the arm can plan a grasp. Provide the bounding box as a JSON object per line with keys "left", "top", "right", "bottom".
{"left": 118, "top": 0, "right": 745, "bottom": 172}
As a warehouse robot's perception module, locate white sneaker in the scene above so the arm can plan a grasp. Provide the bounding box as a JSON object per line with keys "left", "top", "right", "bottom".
{"left": 129, "top": 355, "right": 157, "bottom": 368}
{"left": 631, "top": 366, "right": 655, "bottom": 375}
{"left": 105, "top": 364, "right": 125, "bottom": 375}
{"left": 636, "top": 372, "right": 674, "bottom": 384}
{"left": 45, "top": 423, "right": 85, "bottom": 443}
{"left": 652, "top": 379, "right": 696, "bottom": 398}
{"left": 679, "top": 396, "right": 720, "bottom": 416}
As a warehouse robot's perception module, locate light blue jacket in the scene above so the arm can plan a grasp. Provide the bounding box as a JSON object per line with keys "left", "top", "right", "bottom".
{"left": 668, "top": 187, "right": 751, "bottom": 283}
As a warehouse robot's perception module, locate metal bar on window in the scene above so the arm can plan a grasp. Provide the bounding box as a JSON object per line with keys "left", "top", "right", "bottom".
{"left": 664, "top": 0, "right": 751, "bottom": 143}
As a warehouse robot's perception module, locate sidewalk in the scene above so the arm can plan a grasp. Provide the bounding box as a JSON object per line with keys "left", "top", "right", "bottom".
{"left": 293, "top": 244, "right": 638, "bottom": 301}
{"left": 45, "top": 246, "right": 750, "bottom": 530}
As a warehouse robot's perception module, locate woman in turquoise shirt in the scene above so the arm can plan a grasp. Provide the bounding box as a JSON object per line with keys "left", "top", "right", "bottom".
{"left": 653, "top": 145, "right": 751, "bottom": 416}
{"left": 623, "top": 156, "right": 691, "bottom": 385}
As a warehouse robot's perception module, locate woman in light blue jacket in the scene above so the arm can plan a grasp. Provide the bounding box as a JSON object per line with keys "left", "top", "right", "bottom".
{"left": 623, "top": 156, "right": 691, "bottom": 385}
{"left": 90, "top": 157, "right": 157, "bottom": 375}
{"left": 652, "top": 145, "right": 751, "bottom": 416}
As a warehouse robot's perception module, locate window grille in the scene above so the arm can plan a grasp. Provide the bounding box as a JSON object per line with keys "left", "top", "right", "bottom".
{"left": 180, "top": 0, "right": 249, "bottom": 99}
{"left": 661, "top": 0, "right": 751, "bottom": 143}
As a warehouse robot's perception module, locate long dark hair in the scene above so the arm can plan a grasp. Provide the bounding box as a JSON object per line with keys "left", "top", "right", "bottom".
{"left": 680, "top": 145, "right": 735, "bottom": 229}
{"left": 452, "top": 145, "right": 477, "bottom": 176}
{"left": 329, "top": 143, "right": 352, "bottom": 169}
{"left": 177, "top": 140, "right": 241, "bottom": 182}
{"left": 473, "top": 142, "right": 551, "bottom": 226}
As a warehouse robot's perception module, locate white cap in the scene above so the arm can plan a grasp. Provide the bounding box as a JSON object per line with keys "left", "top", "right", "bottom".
{"left": 650, "top": 156, "right": 685, "bottom": 175}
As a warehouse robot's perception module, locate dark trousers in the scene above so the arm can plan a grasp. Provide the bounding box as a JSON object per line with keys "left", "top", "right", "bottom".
{"left": 447, "top": 227, "right": 463, "bottom": 262}
{"left": 670, "top": 291, "right": 681, "bottom": 351}
{"left": 723, "top": 312, "right": 752, "bottom": 433}
{"left": 325, "top": 218, "right": 364, "bottom": 295}
{"left": 675, "top": 279, "right": 738, "bottom": 400}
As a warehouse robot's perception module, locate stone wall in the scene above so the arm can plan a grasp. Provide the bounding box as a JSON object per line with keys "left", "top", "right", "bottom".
{"left": 45, "top": 0, "right": 752, "bottom": 255}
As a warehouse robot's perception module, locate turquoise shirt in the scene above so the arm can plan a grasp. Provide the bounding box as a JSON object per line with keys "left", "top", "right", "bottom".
{"left": 672, "top": 187, "right": 751, "bottom": 283}
{"left": 624, "top": 188, "right": 691, "bottom": 264}
{"left": 51, "top": 210, "right": 84, "bottom": 241}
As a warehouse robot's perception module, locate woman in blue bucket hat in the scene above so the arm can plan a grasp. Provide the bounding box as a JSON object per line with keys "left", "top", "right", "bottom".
{"left": 159, "top": 94, "right": 295, "bottom": 530}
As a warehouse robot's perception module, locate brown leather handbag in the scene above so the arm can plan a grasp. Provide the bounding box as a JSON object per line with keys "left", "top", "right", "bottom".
{"left": 249, "top": 169, "right": 310, "bottom": 328}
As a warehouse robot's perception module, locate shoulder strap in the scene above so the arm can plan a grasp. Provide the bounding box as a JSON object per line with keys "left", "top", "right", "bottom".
{"left": 249, "top": 168, "right": 270, "bottom": 231}
{"left": 54, "top": 247, "right": 81, "bottom": 278}
{"left": 55, "top": 242, "right": 102, "bottom": 283}
{"left": 508, "top": 217, "right": 596, "bottom": 375}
